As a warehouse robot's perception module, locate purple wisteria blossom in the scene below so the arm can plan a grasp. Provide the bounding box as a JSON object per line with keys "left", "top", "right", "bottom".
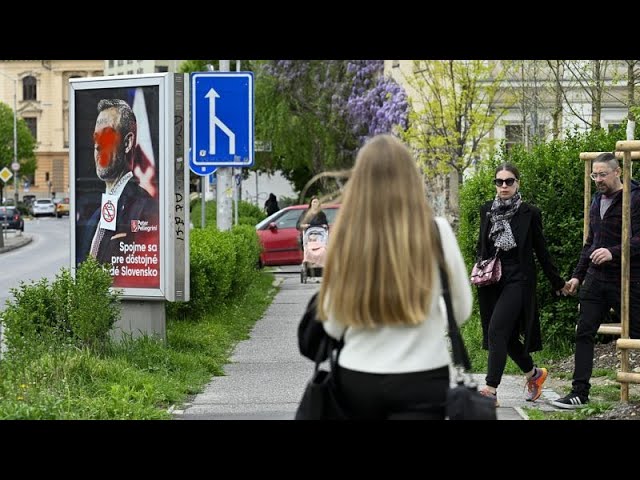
{"left": 264, "top": 60, "right": 408, "bottom": 146}
{"left": 346, "top": 60, "right": 408, "bottom": 143}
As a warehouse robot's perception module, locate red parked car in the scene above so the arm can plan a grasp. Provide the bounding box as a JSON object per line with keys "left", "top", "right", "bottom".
{"left": 256, "top": 204, "right": 340, "bottom": 266}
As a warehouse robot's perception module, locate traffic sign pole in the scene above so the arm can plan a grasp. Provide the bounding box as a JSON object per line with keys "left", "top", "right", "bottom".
{"left": 190, "top": 66, "right": 253, "bottom": 232}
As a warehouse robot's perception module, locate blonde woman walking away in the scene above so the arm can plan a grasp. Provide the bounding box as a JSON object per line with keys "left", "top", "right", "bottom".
{"left": 316, "top": 134, "right": 472, "bottom": 420}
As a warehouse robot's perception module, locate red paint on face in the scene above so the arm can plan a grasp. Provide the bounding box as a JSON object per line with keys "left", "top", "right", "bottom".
{"left": 94, "top": 127, "right": 121, "bottom": 168}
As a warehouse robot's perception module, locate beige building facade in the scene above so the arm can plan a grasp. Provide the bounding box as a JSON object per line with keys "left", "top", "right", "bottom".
{"left": 0, "top": 60, "right": 104, "bottom": 201}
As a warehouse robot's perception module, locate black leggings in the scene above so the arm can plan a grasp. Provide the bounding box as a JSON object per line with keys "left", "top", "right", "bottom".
{"left": 337, "top": 366, "right": 450, "bottom": 420}
{"left": 485, "top": 277, "right": 534, "bottom": 389}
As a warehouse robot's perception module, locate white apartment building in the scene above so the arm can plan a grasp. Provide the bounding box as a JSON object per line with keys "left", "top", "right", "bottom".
{"left": 104, "top": 60, "right": 185, "bottom": 76}
{"left": 385, "top": 60, "right": 631, "bottom": 152}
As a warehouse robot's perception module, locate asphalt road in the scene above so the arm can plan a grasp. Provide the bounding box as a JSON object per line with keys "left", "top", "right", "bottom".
{"left": 0, "top": 216, "right": 70, "bottom": 307}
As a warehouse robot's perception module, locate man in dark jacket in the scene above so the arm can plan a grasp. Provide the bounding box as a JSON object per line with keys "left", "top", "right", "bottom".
{"left": 553, "top": 152, "right": 640, "bottom": 409}
{"left": 264, "top": 193, "right": 279, "bottom": 216}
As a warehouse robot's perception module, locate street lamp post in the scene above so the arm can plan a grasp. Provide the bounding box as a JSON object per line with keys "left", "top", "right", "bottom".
{"left": 11, "top": 77, "right": 17, "bottom": 206}
{"left": 0, "top": 71, "right": 18, "bottom": 206}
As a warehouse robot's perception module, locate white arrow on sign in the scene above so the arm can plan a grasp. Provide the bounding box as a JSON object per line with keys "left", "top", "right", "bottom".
{"left": 205, "top": 88, "right": 236, "bottom": 156}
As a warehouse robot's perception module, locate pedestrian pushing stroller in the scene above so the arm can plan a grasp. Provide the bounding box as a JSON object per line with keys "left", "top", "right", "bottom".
{"left": 301, "top": 226, "right": 328, "bottom": 283}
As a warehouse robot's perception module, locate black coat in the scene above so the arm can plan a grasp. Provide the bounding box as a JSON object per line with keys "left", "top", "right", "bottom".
{"left": 476, "top": 201, "right": 565, "bottom": 352}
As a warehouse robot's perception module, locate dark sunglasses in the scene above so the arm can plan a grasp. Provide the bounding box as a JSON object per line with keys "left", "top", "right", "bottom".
{"left": 494, "top": 178, "right": 517, "bottom": 187}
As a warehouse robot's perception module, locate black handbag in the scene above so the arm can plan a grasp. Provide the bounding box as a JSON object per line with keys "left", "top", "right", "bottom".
{"left": 295, "top": 326, "right": 348, "bottom": 420}
{"left": 298, "top": 292, "right": 337, "bottom": 362}
{"left": 435, "top": 230, "right": 497, "bottom": 421}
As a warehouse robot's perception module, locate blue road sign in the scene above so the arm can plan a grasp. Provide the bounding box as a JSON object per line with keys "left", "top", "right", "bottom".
{"left": 191, "top": 72, "right": 254, "bottom": 169}
{"left": 189, "top": 146, "right": 217, "bottom": 176}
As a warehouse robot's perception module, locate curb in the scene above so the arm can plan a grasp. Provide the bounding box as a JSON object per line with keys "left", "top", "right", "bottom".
{"left": 0, "top": 235, "right": 33, "bottom": 254}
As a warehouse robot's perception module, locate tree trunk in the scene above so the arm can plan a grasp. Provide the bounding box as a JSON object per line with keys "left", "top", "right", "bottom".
{"left": 448, "top": 170, "right": 459, "bottom": 228}
{"left": 424, "top": 173, "right": 447, "bottom": 219}
{"left": 591, "top": 60, "right": 602, "bottom": 130}
{"left": 627, "top": 61, "right": 636, "bottom": 141}
{"left": 551, "top": 60, "right": 563, "bottom": 140}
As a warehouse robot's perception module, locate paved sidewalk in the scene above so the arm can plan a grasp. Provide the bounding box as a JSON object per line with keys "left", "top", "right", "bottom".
{"left": 0, "top": 231, "right": 32, "bottom": 254}
{"left": 178, "top": 273, "right": 561, "bottom": 420}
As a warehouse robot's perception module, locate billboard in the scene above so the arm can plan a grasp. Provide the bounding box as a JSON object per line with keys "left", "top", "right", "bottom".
{"left": 70, "top": 74, "right": 188, "bottom": 300}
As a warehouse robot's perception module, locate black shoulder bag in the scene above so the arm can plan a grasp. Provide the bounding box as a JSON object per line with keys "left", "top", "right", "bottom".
{"left": 434, "top": 225, "right": 497, "bottom": 421}
{"left": 297, "top": 292, "right": 336, "bottom": 362}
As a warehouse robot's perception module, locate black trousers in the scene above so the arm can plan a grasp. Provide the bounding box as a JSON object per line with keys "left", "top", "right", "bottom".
{"left": 337, "top": 365, "right": 450, "bottom": 419}
{"left": 572, "top": 274, "right": 640, "bottom": 396}
{"left": 485, "top": 263, "right": 535, "bottom": 388}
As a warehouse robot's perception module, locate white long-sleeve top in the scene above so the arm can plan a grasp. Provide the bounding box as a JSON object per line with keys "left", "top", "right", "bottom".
{"left": 322, "top": 217, "right": 472, "bottom": 374}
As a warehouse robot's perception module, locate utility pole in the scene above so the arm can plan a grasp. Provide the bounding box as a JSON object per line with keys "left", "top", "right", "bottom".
{"left": 234, "top": 59, "right": 241, "bottom": 226}
{"left": 216, "top": 60, "right": 232, "bottom": 231}
{"left": 12, "top": 76, "right": 18, "bottom": 206}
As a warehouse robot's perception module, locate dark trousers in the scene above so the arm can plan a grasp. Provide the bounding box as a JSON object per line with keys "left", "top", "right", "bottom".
{"left": 485, "top": 267, "right": 535, "bottom": 388}
{"left": 337, "top": 366, "right": 450, "bottom": 419}
{"left": 572, "top": 274, "right": 640, "bottom": 396}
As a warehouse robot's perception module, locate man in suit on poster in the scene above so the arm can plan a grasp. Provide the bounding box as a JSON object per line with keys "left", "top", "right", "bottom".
{"left": 77, "top": 99, "right": 159, "bottom": 286}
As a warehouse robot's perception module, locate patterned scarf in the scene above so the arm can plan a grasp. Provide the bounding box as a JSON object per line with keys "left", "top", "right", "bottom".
{"left": 488, "top": 191, "right": 522, "bottom": 252}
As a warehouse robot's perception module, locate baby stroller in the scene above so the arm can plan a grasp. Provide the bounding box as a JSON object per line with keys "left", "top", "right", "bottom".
{"left": 301, "top": 226, "right": 328, "bottom": 284}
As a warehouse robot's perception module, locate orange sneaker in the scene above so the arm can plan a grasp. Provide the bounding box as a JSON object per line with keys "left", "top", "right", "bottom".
{"left": 479, "top": 387, "right": 499, "bottom": 407}
{"left": 525, "top": 367, "right": 548, "bottom": 402}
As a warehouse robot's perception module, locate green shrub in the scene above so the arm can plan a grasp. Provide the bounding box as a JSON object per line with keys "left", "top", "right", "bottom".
{"left": 278, "top": 195, "right": 298, "bottom": 208}
{"left": 230, "top": 225, "right": 262, "bottom": 292}
{"left": 237, "top": 201, "right": 267, "bottom": 225}
{"left": 191, "top": 199, "right": 266, "bottom": 229}
{"left": 169, "top": 227, "right": 236, "bottom": 318}
{"left": 0, "top": 258, "right": 120, "bottom": 357}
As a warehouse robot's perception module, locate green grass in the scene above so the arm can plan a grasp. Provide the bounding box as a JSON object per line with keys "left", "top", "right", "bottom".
{"left": 592, "top": 368, "right": 616, "bottom": 380}
{"left": 0, "top": 271, "right": 277, "bottom": 419}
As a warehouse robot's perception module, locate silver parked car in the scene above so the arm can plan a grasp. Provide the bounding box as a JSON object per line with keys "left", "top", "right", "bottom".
{"left": 31, "top": 198, "right": 56, "bottom": 217}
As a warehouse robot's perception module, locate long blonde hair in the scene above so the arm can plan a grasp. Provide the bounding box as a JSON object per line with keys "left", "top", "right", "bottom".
{"left": 317, "top": 134, "right": 439, "bottom": 327}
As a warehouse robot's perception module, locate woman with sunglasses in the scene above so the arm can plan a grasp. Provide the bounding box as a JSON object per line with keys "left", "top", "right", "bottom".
{"left": 475, "top": 162, "right": 566, "bottom": 405}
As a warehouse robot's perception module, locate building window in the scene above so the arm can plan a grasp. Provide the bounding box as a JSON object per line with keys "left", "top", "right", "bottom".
{"left": 530, "top": 124, "right": 546, "bottom": 141}
{"left": 608, "top": 123, "right": 622, "bottom": 133}
{"left": 155, "top": 66, "right": 168, "bottom": 73}
{"left": 127, "top": 70, "right": 133, "bottom": 75}
{"left": 63, "top": 110, "right": 69, "bottom": 148}
{"left": 137, "top": 68, "right": 144, "bottom": 74}
{"left": 505, "top": 124, "right": 523, "bottom": 153}
{"left": 127, "top": 60, "right": 133, "bottom": 64}
{"left": 108, "top": 60, "right": 114, "bottom": 67}
{"left": 24, "top": 117, "right": 37, "bottom": 140}
{"left": 537, "top": 124, "right": 546, "bottom": 139}
{"left": 117, "top": 60, "right": 123, "bottom": 66}
{"left": 22, "top": 76, "right": 37, "bottom": 100}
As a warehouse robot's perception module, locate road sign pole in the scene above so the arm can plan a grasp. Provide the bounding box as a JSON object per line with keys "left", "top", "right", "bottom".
{"left": 12, "top": 77, "right": 18, "bottom": 207}
{"left": 216, "top": 60, "right": 233, "bottom": 231}
{"left": 190, "top": 68, "right": 253, "bottom": 225}
{"left": 201, "top": 176, "right": 206, "bottom": 228}
{"left": 233, "top": 60, "right": 241, "bottom": 227}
